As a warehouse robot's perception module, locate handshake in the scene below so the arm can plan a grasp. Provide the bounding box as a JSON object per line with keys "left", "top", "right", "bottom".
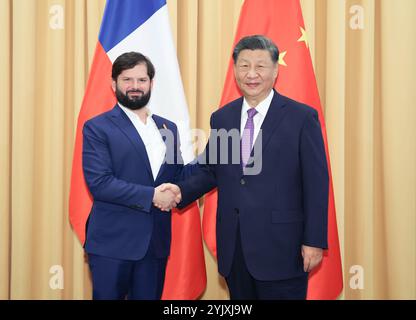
{"left": 152, "top": 183, "right": 182, "bottom": 212}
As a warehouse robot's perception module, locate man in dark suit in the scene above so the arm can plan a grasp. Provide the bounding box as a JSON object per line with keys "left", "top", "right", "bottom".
{"left": 82, "top": 52, "right": 186, "bottom": 299}
{"left": 161, "top": 35, "right": 329, "bottom": 299}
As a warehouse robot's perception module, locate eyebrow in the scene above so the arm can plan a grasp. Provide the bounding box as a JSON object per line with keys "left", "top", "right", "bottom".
{"left": 238, "top": 59, "right": 269, "bottom": 64}
{"left": 121, "top": 76, "right": 148, "bottom": 80}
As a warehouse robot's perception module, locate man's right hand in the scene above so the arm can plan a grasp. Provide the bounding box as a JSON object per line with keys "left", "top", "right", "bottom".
{"left": 153, "top": 184, "right": 182, "bottom": 211}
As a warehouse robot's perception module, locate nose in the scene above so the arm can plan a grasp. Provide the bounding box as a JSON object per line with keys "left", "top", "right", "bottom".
{"left": 246, "top": 66, "right": 258, "bottom": 78}
{"left": 131, "top": 79, "right": 141, "bottom": 89}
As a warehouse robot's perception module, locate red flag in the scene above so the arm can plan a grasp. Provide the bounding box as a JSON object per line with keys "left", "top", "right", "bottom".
{"left": 203, "top": 0, "right": 343, "bottom": 299}
{"left": 69, "top": 0, "right": 206, "bottom": 299}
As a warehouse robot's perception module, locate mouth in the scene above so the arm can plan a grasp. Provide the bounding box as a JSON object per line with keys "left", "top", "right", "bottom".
{"left": 127, "top": 90, "right": 144, "bottom": 97}
{"left": 245, "top": 83, "right": 260, "bottom": 89}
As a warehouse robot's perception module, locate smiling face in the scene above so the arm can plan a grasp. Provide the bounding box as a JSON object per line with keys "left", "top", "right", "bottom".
{"left": 112, "top": 63, "right": 153, "bottom": 110}
{"left": 233, "top": 49, "right": 278, "bottom": 107}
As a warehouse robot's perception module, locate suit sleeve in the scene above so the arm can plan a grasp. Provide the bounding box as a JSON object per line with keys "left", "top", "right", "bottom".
{"left": 172, "top": 124, "right": 200, "bottom": 182}
{"left": 300, "top": 110, "right": 329, "bottom": 249}
{"left": 176, "top": 115, "right": 217, "bottom": 208}
{"left": 82, "top": 121, "right": 154, "bottom": 213}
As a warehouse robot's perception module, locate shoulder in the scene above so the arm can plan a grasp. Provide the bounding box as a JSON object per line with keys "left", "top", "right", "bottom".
{"left": 151, "top": 114, "right": 178, "bottom": 131}
{"left": 276, "top": 94, "right": 322, "bottom": 133}
{"left": 211, "top": 96, "right": 244, "bottom": 119}
{"left": 278, "top": 93, "right": 317, "bottom": 117}
{"left": 84, "top": 106, "right": 118, "bottom": 129}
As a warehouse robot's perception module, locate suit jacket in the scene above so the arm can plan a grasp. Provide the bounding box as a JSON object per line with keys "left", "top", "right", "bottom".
{"left": 177, "top": 90, "right": 329, "bottom": 281}
{"left": 82, "top": 104, "right": 187, "bottom": 260}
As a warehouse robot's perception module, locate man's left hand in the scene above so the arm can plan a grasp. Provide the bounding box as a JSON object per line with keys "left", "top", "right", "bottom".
{"left": 301, "top": 245, "right": 323, "bottom": 272}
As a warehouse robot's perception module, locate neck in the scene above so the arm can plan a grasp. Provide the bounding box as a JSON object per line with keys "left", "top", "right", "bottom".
{"left": 245, "top": 91, "right": 272, "bottom": 108}
{"left": 133, "top": 108, "right": 148, "bottom": 124}
{"left": 246, "top": 99, "right": 259, "bottom": 108}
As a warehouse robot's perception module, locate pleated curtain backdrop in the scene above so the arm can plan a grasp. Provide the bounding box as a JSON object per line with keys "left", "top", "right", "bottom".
{"left": 0, "top": 0, "right": 415, "bottom": 299}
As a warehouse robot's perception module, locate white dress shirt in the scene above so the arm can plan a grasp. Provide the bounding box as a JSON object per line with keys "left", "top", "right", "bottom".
{"left": 240, "top": 89, "right": 274, "bottom": 142}
{"left": 119, "top": 104, "right": 166, "bottom": 180}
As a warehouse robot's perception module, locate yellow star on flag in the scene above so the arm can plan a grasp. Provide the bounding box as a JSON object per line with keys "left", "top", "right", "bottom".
{"left": 278, "top": 51, "right": 287, "bottom": 66}
{"left": 297, "top": 26, "right": 309, "bottom": 48}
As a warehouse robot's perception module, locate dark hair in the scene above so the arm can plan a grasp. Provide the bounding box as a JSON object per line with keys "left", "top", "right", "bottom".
{"left": 111, "top": 52, "right": 155, "bottom": 81}
{"left": 232, "top": 35, "right": 279, "bottom": 64}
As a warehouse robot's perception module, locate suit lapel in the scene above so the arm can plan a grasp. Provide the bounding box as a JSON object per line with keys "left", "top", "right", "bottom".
{"left": 107, "top": 105, "right": 153, "bottom": 180}
{"left": 250, "top": 90, "right": 289, "bottom": 167}
{"left": 228, "top": 97, "right": 244, "bottom": 133}
{"left": 152, "top": 115, "right": 170, "bottom": 182}
{"left": 225, "top": 98, "right": 244, "bottom": 176}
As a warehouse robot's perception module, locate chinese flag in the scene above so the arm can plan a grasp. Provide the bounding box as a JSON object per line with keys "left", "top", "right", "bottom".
{"left": 203, "top": 0, "right": 343, "bottom": 299}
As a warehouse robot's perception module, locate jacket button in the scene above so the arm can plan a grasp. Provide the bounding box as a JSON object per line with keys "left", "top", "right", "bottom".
{"left": 240, "top": 178, "right": 246, "bottom": 185}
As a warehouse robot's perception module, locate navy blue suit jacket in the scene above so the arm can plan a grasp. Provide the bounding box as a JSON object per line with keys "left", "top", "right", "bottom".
{"left": 82, "top": 105, "right": 188, "bottom": 260}
{"left": 177, "top": 91, "right": 329, "bottom": 281}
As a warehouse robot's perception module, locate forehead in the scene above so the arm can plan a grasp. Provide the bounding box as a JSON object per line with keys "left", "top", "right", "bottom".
{"left": 236, "top": 49, "right": 273, "bottom": 63}
{"left": 118, "top": 63, "right": 148, "bottom": 77}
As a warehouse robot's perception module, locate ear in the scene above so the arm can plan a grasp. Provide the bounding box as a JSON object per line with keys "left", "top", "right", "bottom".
{"left": 111, "top": 79, "right": 116, "bottom": 92}
{"left": 273, "top": 63, "right": 279, "bottom": 79}
{"left": 233, "top": 63, "right": 239, "bottom": 78}
{"left": 150, "top": 79, "right": 154, "bottom": 90}
{"left": 233, "top": 62, "right": 237, "bottom": 72}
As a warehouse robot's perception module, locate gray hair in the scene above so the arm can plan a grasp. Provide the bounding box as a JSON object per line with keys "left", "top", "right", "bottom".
{"left": 232, "top": 35, "right": 279, "bottom": 64}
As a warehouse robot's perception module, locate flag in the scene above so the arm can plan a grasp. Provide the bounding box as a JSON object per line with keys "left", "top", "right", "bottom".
{"left": 69, "top": 0, "right": 206, "bottom": 299}
{"left": 203, "top": 0, "right": 343, "bottom": 299}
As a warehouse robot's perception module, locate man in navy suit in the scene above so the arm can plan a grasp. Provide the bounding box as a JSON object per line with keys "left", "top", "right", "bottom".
{"left": 82, "top": 52, "right": 186, "bottom": 300}
{"left": 162, "top": 35, "right": 329, "bottom": 299}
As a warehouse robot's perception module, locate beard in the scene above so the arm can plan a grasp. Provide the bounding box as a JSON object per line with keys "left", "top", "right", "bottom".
{"left": 115, "top": 87, "right": 152, "bottom": 110}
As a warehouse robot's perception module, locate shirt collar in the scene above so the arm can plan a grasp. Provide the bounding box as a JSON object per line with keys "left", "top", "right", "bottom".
{"left": 242, "top": 89, "right": 274, "bottom": 117}
{"left": 118, "top": 103, "right": 152, "bottom": 120}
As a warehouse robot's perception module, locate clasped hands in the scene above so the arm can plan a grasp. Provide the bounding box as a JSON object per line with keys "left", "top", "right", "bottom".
{"left": 152, "top": 183, "right": 182, "bottom": 211}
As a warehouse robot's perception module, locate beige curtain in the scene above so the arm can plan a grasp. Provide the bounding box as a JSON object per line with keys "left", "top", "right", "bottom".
{"left": 0, "top": 0, "right": 415, "bottom": 300}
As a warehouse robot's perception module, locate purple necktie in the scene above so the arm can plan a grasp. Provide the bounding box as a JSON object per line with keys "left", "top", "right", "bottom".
{"left": 241, "top": 108, "right": 258, "bottom": 167}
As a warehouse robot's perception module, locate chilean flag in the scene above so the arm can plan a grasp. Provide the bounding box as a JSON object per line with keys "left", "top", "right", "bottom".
{"left": 69, "top": 0, "right": 206, "bottom": 299}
